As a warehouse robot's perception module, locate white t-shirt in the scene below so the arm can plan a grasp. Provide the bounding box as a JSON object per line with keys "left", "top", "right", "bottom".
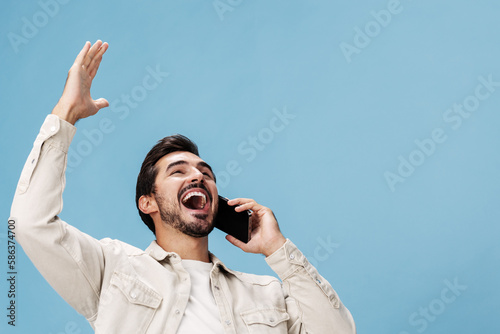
{"left": 176, "top": 260, "right": 225, "bottom": 333}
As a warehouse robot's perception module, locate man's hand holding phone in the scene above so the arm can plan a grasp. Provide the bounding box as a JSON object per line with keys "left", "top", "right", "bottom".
{"left": 225, "top": 198, "right": 287, "bottom": 257}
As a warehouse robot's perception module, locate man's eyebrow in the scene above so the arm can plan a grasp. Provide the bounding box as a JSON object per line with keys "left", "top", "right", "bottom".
{"left": 166, "top": 160, "right": 188, "bottom": 171}
{"left": 197, "top": 161, "right": 214, "bottom": 174}
{"left": 165, "top": 160, "right": 214, "bottom": 174}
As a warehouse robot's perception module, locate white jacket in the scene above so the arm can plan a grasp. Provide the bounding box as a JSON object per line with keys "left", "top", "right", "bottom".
{"left": 10, "top": 114, "right": 356, "bottom": 334}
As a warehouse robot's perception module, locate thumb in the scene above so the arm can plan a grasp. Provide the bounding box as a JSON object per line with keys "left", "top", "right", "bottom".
{"left": 94, "top": 98, "right": 109, "bottom": 110}
{"left": 225, "top": 235, "right": 247, "bottom": 251}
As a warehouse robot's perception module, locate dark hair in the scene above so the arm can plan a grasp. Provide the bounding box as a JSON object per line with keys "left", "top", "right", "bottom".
{"left": 136, "top": 134, "right": 199, "bottom": 234}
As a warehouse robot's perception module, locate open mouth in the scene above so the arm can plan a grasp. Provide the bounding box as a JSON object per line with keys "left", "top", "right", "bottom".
{"left": 181, "top": 191, "right": 208, "bottom": 210}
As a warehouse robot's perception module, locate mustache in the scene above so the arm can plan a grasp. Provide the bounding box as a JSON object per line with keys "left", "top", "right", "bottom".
{"left": 178, "top": 183, "right": 213, "bottom": 202}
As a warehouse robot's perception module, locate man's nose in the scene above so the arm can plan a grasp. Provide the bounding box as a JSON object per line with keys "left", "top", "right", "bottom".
{"left": 189, "top": 167, "right": 204, "bottom": 183}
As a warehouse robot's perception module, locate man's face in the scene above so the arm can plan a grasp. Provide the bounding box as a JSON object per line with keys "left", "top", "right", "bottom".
{"left": 152, "top": 151, "right": 218, "bottom": 238}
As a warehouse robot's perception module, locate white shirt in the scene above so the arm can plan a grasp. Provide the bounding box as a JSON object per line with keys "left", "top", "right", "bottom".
{"left": 176, "top": 260, "right": 225, "bottom": 333}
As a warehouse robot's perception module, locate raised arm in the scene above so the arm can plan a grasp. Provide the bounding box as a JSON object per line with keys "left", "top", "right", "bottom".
{"left": 10, "top": 41, "right": 110, "bottom": 323}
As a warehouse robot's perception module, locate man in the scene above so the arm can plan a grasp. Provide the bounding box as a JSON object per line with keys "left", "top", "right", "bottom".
{"left": 10, "top": 40, "right": 355, "bottom": 333}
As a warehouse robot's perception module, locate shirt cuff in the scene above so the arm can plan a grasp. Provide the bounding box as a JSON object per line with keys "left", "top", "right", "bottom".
{"left": 39, "top": 114, "right": 77, "bottom": 153}
{"left": 15, "top": 115, "right": 76, "bottom": 194}
{"left": 265, "top": 239, "right": 307, "bottom": 281}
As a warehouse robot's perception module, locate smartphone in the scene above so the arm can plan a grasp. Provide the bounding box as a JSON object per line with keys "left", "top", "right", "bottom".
{"left": 214, "top": 196, "right": 252, "bottom": 243}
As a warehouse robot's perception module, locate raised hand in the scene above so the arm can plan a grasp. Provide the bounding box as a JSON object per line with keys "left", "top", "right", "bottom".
{"left": 52, "top": 40, "right": 109, "bottom": 125}
{"left": 225, "top": 198, "right": 287, "bottom": 257}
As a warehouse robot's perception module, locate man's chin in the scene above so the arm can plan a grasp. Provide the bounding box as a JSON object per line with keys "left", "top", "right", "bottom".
{"left": 192, "top": 213, "right": 209, "bottom": 220}
{"left": 183, "top": 221, "right": 215, "bottom": 238}
{"left": 184, "top": 209, "right": 214, "bottom": 224}
{"left": 181, "top": 213, "right": 214, "bottom": 236}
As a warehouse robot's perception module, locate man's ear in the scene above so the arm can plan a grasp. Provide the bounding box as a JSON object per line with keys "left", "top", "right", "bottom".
{"left": 138, "top": 194, "right": 158, "bottom": 215}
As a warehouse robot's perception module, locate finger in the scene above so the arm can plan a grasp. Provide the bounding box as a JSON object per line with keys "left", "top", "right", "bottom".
{"left": 74, "top": 41, "right": 91, "bottom": 65}
{"left": 89, "top": 57, "right": 101, "bottom": 78}
{"left": 94, "top": 98, "right": 109, "bottom": 110}
{"left": 83, "top": 40, "right": 103, "bottom": 68}
{"left": 228, "top": 198, "right": 264, "bottom": 213}
{"left": 234, "top": 202, "right": 260, "bottom": 212}
{"left": 227, "top": 198, "right": 255, "bottom": 206}
{"left": 88, "top": 42, "right": 108, "bottom": 76}
{"left": 232, "top": 201, "right": 266, "bottom": 215}
{"left": 89, "top": 53, "right": 105, "bottom": 78}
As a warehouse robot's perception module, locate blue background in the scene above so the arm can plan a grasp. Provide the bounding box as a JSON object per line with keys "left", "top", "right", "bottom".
{"left": 1, "top": 0, "right": 499, "bottom": 333}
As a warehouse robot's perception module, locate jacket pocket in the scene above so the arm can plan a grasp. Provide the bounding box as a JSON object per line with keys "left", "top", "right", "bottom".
{"left": 241, "top": 308, "right": 290, "bottom": 333}
{"left": 95, "top": 271, "right": 162, "bottom": 334}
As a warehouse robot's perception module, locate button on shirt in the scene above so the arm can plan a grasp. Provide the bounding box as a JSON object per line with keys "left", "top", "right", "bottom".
{"left": 10, "top": 115, "right": 356, "bottom": 334}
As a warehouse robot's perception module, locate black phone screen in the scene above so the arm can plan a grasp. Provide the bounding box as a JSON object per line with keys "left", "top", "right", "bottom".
{"left": 213, "top": 196, "right": 251, "bottom": 243}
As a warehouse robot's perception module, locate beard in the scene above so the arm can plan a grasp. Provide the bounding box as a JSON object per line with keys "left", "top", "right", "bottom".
{"left": 155, "top": 194, "right": 215, "bottom": 238}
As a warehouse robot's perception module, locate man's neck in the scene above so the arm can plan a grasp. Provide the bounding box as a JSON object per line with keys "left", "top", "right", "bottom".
{"left": 156, "top": 226, "right": 210, "bottom": 262}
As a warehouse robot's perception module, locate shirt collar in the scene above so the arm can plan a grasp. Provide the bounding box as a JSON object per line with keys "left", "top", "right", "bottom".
{"left": 145, "top": 240, "right": 178, "bottom": 261}
{"left": 209, "top": 252, "right": 232, "bottom": 273}
{"left": 145, "top": 240, "right": 232, "bottom": 273}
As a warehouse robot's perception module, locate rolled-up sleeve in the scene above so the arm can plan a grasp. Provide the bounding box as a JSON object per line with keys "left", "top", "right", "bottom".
{"left": 266, "top": 239, "right": 356, "bottom": 333}
{"left": 10, "top": 115, "right": 104, "bottom": 323}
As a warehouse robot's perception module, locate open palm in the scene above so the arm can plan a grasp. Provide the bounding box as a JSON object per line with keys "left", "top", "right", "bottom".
{"left": 52, "top": 40, "right": 109, "bottom": 125}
